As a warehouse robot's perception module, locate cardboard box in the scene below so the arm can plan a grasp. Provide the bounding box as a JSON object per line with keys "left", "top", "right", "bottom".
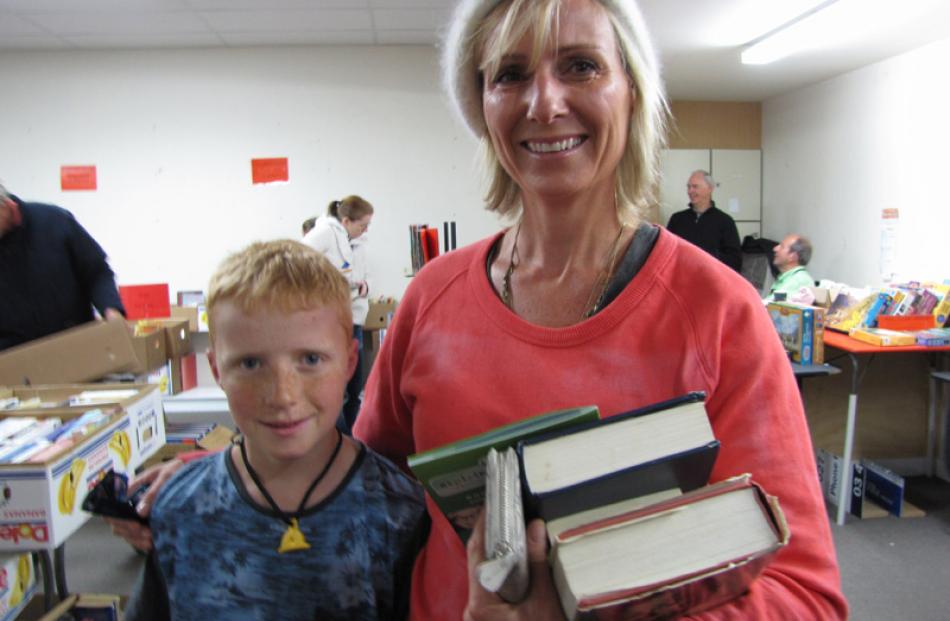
{"left": 30, "top": 593, "right": 121, "bottom": 621}
{"left": 0, "top": 553, "right": 36, "bottom": 621}
{"left": 0, "top": 384, "right": 165, "bottom": 551}
{"left": 0, "top": 321, "right": 139, "bottom": 386}
{"left": 128, "top": 325, "right": 166, "bottom": 373}
{"left": 169, "top": 305, "right": 199, "bottom": 332}
{"left": 140, "top": 319, "right": 192, "bottom": 358}
{"left": 363, "top": 299, "right": 397, "bottom": 330}
{"left": 141, "top": 424, "right": 235, "bottom": 471}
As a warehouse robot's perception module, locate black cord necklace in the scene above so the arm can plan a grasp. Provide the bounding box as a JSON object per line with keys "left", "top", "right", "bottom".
{"left": 238, "top": 430, "right": 343, "bottom": 553}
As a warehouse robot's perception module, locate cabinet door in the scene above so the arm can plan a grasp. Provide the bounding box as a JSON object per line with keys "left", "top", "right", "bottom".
{"left": 710, "top": 149, "right": 761, "bottom": 222}
{"left": 658, "top": 149, "right": 709, "bottom": 225}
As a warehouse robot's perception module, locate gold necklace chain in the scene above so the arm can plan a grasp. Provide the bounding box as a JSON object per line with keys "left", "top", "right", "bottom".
{"left": 500, "top": 221, "right": 627, "bottom": 319}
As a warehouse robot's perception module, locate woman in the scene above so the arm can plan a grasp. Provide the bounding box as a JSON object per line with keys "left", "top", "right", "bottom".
{"left": 303, "top": 195, "right": 374, "bottom": 433}
{"left": 354, "top": 0, "right": 847, "bottom": 619}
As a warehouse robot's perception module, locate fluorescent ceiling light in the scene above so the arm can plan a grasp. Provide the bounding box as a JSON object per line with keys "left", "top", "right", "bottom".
{"left": 741, "top": 0, "right": 944, "bottom": 65}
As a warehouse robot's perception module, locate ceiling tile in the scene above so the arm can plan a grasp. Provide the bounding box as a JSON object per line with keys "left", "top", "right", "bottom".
{"left": 24, "top": 10, "right": 210, "bottom": 35}
{"left": 0, "top": 12, "right": 47, "bottom": 35}
{"left": 373, "top": 8, "right": 448, "bottom": 30}
{"left": 66, "top": 32, "right": 224, "bottom": 49}
{"left": 375, "top": 30, "right": 437, "bottom": 45}
{"left": 218, "top": 30, "right": 375, "bottom": 46}
{"left": 200, "top": 9, "right": 371, "bottom": 32}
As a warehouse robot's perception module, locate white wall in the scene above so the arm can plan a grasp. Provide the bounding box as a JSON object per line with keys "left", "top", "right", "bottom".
{"left": 0, "top": 46, "right": 504, "bottom": 300}
{"left": 763, "top": 36, "right": 950, "bottom": 288}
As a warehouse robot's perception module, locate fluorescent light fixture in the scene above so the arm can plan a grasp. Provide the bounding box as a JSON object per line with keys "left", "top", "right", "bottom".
{"left": 741, "top": 0, "right": 942, "bottom": 65}
{"left": 741, "top": 0, "right": 844, "bottom": 65}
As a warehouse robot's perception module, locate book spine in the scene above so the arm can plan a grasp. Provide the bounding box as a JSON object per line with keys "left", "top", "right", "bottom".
{"left": 849, "top": 462, "right": 866, "bottom": 519}
{"left": 800, "top": 308, "right": 814, "bottom": 365}
{"left": 863, "top": 461, "right": 904, "bottom": 517}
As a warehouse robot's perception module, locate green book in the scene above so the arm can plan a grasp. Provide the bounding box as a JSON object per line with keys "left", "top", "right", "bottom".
{"left": 408, "top": 405, "right": 600, "bottom": 540}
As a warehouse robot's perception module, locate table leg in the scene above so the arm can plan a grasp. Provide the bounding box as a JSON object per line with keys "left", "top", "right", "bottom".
{"left": 34, "top": 551, "right": 56, "bottom": 610}
{"left": 53, "top": 544, "right": 68, "bottom": 599}
{"left": 928, "top": 371, "right": 938, "bottom": 478}
{"left": 837, "top": 392, "right": 858, "bottom": 525}
{"left": 836, "top": 352, "right": 862, "bottom": 526}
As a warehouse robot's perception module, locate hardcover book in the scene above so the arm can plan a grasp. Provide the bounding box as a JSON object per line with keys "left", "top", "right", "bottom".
{"left": 407, "top": 405, "right": 600, "bottom": 539}
{"left": 548, "top": 475, "right": 789, "bottom": 621}
{"left": 518, "top": 393, "right": 718, "bottom": 522}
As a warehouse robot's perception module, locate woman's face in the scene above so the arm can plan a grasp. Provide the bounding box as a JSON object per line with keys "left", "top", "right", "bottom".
{"left": 342, "top": 214, "right": 372, "bottom": 239}
{"left": 481, "top": 0, "right": 632, "bottom": 203}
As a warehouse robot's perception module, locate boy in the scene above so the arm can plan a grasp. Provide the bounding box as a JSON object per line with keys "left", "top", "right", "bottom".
{"left": 125, "top": 240, "right": 425, "bottom": 620}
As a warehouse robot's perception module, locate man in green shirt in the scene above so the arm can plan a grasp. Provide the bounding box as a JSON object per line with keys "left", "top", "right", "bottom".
{"left": 766, "top": 234, "right": 815, "bottom": 301}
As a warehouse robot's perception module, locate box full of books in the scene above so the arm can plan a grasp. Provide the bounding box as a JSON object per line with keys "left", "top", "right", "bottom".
{"left": 0, "top": 384, "right": 165, "bottom": 550}
{"left": 767, "top": 302, "right": 825, "bottom": 364}
{"left": 0, "top": 553, "right": 36, "bottom": 621}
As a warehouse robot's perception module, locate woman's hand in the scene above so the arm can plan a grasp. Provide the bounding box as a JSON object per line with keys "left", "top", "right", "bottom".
{"left": 357, "top": 280, "right": 369, "bottom": 297}
{"left": 105, "top": 458, "right": 184, "bottom": 552}
{"left": 463, "top": 514, "right": 566, "bottom": 621}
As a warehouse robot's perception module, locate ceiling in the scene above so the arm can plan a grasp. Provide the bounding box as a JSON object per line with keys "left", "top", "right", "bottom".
{"left": 3, "top": 0, "right": 950, "bottom": 101}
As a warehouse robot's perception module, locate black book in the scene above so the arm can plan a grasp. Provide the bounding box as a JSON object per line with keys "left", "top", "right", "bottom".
{"left": 517, "top": 392, "right": 719, "bottom": 521}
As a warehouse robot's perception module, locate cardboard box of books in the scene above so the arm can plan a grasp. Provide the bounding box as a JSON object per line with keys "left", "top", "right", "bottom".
{"left": 0, "top": 553, "right": 36, "bottom": 621}
{"left": 133, "top": 318, "right": 192, "bottom": 359}
{"left": 767, "top": 302, "right": 825, "bottom": 364}
{"left": 0, "top": 384, "right": 165, "bottom": 551}
{"left": 364, "top": 299, "right": 397, "bottom": 330}
{"left": 0, "top": 321, "right": 140, "bottom": 387}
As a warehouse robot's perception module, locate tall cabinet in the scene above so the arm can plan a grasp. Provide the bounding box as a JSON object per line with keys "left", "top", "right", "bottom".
{"left": 658, "top": 148, "right": 762, "bottom": 241}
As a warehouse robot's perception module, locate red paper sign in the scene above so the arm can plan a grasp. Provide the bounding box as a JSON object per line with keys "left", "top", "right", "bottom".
{"left": 119, "top": 283, "right": 171, "bottom": 320}
{"left": 60, "top": 165, "right": 97, "bottom": 191}
{"left": 251, "top": 158, "right": 289, "bottom": 184}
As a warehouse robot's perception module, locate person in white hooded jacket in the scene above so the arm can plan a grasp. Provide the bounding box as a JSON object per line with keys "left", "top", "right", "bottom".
{"left": 302, "top": 195, "right": 374, "bottom": 433}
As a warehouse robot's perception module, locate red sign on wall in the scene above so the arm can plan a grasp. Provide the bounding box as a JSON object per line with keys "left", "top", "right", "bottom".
{"left": 119, "top": 283, "right": 171, "bottom": 320}
{"left": 251, "top": 158, "right": 289, "bottom": 184}
{"left": 60, "top": 165, "right": 97, "bottom": 191}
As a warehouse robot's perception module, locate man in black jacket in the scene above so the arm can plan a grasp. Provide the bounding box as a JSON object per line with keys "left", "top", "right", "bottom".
{"left": 0, "top": 182, "right": 125, "bottom": 350}
{"left": 666, "top": 170, "right": 742, "bottom": 272}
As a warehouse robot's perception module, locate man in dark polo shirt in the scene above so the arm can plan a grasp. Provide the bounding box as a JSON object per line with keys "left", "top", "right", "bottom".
{"left": 667, "top": 170, "right": 742, "bottom": 272}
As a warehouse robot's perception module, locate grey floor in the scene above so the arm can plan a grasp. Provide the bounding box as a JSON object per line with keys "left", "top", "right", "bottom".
{"left": 38, "top": 477, "right": 950, "bottom": 620}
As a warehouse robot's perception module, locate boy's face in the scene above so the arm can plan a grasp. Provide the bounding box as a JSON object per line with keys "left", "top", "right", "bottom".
{"left": 207, "top": 299, "right": 356, "bottom": 469}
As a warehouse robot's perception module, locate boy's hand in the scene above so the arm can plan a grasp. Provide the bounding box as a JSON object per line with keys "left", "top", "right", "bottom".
{"left": 106, "top": 458, "right": 184, "bottom": 552}
{"left": 463, "top": 513, "right": 566, "bottom": 621}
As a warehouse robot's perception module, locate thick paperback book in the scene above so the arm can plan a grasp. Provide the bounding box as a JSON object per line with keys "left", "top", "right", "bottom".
{"left": 548, "top": 475, "right": 789, "bottom": 620}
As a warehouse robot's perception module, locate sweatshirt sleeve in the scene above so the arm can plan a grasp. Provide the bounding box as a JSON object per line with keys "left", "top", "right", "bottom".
{"left": 679, "top": 282, "right": 848, "bottom": 619}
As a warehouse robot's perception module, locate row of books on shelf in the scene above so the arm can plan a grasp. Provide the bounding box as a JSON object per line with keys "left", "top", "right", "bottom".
{"left": 408, "top": 221, "right": 458, "bottom": 274}
{"left": 408, "top": 394, "right": 788, "bottom": 619}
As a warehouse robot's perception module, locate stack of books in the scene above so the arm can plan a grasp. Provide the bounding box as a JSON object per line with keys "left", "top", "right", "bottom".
{"left": 409, "top": 394, "right": 789, "bottom": 619}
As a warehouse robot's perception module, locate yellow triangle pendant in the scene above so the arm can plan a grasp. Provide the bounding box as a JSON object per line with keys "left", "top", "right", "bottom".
{"left": 278, "top": 518, "right": 311, "bottom": 554}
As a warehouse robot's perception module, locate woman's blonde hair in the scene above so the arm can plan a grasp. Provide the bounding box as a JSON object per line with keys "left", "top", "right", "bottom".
{"left": 206, "top": 239, "right": 352, "bottom": 342}
{"left": 443, "top": 0, "right": 669, "bottom": 219}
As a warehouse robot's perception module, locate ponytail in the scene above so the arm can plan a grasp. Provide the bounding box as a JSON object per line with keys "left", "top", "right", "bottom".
{"left": 327, "top": 200, "right": 342, "bottom": 218}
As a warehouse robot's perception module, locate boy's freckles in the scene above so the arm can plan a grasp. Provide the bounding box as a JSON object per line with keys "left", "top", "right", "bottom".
{"left": 208, "top": 300, "right": 353, "bottom": 471}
